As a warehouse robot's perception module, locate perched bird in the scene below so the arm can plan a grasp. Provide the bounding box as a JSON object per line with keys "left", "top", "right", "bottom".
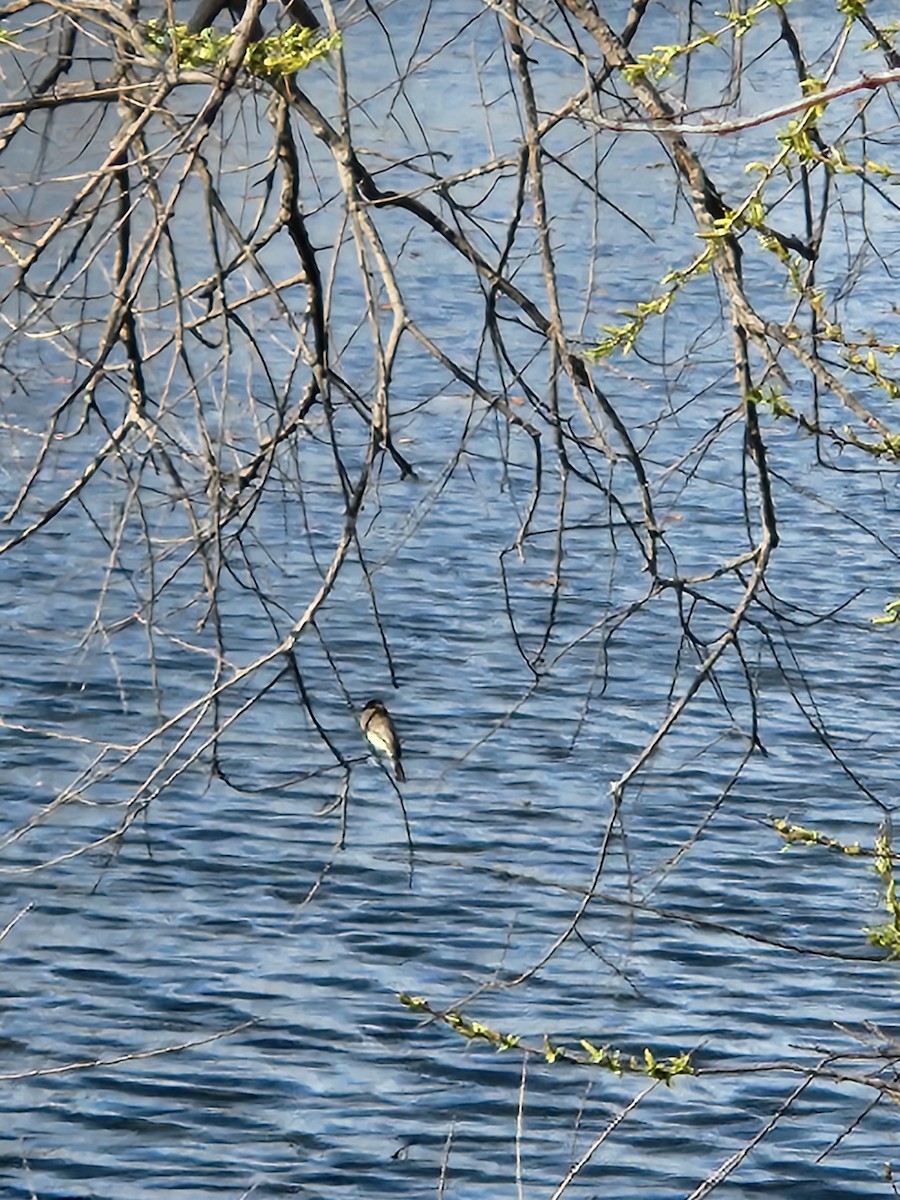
{"left": 186, "top": 0, "right": 319, "bottom": 37}
{"left": 360, "top": 699, "right": 405, "bottom": 782}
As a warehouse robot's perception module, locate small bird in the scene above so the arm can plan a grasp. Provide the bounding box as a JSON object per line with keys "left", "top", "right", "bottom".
{"left": 360, "top": 699, "right": 405, "bottom": 782}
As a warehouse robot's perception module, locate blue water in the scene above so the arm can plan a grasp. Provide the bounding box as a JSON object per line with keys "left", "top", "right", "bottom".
{"left": 2, "top": 3, "right": 900, "bottom": 1198}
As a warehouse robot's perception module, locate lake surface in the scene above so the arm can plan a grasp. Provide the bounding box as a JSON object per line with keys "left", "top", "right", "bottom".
{"left": 2, "top": 2, "right": 900, "bottom": 1197}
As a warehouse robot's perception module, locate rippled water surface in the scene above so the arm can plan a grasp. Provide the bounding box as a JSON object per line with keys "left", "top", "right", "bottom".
{"left": 3, "top": 3, "right": 900, "bottom": 1199}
